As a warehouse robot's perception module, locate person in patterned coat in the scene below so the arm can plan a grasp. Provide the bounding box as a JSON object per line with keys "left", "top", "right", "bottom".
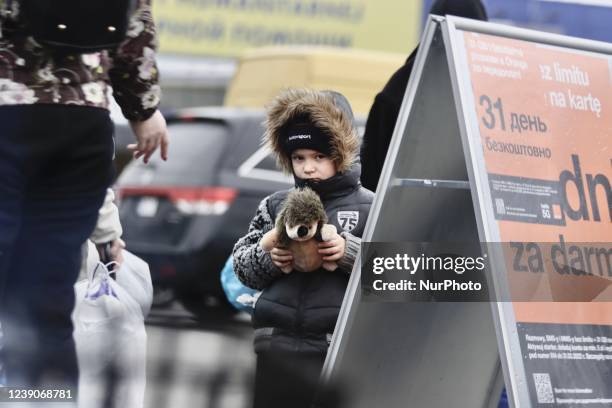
{"left": 233, "top": 88, "right": 373, "bottom": 408}
{"left": 0, "top": 0, "right": 168, "bottom": 391}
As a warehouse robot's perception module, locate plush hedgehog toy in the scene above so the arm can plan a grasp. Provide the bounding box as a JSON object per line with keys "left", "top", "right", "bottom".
{"left": 261, "top": 187, "right": 338, "bottom": 273}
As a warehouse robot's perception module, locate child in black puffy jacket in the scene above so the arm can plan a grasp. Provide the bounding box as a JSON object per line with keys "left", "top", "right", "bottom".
{"left": 233, "top": 88, "right": 373, "bottom": 408}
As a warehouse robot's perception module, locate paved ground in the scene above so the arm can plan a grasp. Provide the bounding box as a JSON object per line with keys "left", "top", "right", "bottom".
{"left": 144, "top": 303, "right": 255, "bottom": 408}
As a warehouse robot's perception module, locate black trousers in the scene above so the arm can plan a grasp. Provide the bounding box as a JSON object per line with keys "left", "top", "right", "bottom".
{"left": 0, "top": 105, "right": 114, "bottom": 389}
{"left": 253, "top": 351, "right": 326, "bottom": 408}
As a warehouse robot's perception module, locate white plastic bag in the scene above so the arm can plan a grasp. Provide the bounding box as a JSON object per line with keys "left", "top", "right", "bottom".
{"left": 83, "top": 242, "right": 153, "bottom": 318}
{"left": 72, "top": 253, "right": 150, "bottom": 408}
{"left": 115, "top": 250, "right": 153, "bottom": 318}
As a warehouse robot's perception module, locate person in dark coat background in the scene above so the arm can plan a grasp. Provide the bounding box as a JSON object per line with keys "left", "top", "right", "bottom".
{"left": 360, "top": 0, "right": 488, "bottom": 192}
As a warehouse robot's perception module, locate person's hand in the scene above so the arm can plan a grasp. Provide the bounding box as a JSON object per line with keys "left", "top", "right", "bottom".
{"left": 270, "top": 247, "right": 293, "bottom": 270}
{"left": 318, "top": 233, "right": 345, "bottom": 262}
{"left": 96, "top": 238, "right": 126, "bottom": 266}
{"left": 128, "top": 110, "right": 169, "bottom": 164}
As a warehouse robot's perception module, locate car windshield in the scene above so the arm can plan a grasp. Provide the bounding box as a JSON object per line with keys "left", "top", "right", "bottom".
{"left": 118, "top": 122, "right": 227, "bottom": 186}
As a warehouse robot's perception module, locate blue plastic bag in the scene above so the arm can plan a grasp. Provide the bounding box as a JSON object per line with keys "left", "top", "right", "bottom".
{"left": 498, "top": 388, "right": 508, "bottom": 408}
{"left": 220, "top": 256, "right": 258, "bottom": 314}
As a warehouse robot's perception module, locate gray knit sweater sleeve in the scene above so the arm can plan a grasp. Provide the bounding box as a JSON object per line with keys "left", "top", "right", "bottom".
{"left": 232, "top": 197, "right": 284, "bottom": 290}
{"left": 337, "top": 232, "right": 361, "bottom": 274}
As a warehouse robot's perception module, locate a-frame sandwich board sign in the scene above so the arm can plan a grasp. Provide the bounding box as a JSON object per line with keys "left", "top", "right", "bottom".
{"left": 320, "top": 15, "right": 612, "bottom": 408}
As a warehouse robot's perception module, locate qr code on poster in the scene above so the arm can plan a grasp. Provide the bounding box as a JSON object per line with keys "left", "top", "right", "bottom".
{"left": 533, "top": 373, "right": 554, "bottom": 404}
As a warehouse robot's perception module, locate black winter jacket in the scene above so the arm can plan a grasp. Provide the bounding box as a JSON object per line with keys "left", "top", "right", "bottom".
{"left": 233, "top": 164, "right": 373, "bottom": 353}
{"left": 360, "top": 0, "right": 487, "bottom": 192}
{"left": 360, "top": 49, "right": 417, "bottom": 192}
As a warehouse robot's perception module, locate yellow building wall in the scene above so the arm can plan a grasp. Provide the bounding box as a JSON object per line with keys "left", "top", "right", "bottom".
{"left": 153, "top": 0, "right": 422, "bottom": 57}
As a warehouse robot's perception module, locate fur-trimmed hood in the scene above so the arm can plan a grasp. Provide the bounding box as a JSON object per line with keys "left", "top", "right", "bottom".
{"left": 264, "top": 88, "right": 359, "bottom": 174}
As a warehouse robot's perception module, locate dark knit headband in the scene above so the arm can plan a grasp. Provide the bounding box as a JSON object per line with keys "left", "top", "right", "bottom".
{"left": 281, "top": 123, "right": 332, "bottom": 156}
